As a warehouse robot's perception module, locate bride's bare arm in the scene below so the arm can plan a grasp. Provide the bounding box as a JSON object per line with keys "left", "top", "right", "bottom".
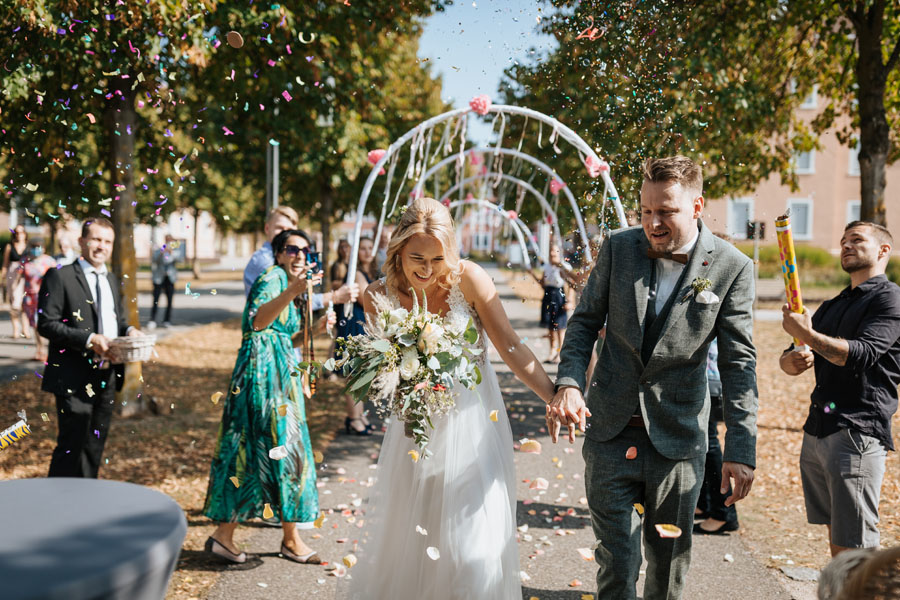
{"left": 362, "top": 279, "right": 386, "bottom": 318}
{"left": 459, "top": 262, "right": 555, "bottom": 404}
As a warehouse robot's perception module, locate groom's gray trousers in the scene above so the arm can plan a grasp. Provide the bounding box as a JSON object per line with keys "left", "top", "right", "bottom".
{"left": 557, "top": 223, "right": 758, "bottom": 600}
{"left": 583, "top": 425, "right": 704, "bottom": 600}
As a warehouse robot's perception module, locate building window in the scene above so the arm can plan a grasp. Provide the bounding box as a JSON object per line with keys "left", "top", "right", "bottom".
{"left": 789, "top": 80, "right": 818, "bottom": 109}
{"left": 727, "top": 197, "right": 753, "bottom": 240}
{"left": 793, "top": 150, "right": 816, "bottom": 175}
{"left": 799, "top": 85, "right": 818, "bottom": 109}
{"left": 847, "top": 200, "right": 861, "bottom": 224}
{"left": 787, "top": 199, "right": 813, "bottom": 240}
{"left": 848, "top": 141, "right": 861, "bottom": 176}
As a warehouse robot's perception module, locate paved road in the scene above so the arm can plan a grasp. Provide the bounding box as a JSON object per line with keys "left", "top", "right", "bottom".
{"left": 205, "top": 266, "right": 815, "bottom": 600}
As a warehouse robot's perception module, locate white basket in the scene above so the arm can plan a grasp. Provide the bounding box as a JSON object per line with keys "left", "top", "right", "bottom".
{"left": 107, "top": 335, "right": 158, "bottom": 364}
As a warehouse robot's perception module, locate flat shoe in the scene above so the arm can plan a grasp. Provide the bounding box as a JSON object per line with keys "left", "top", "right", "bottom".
{"left": 205, "top": 536, "right": 247, "bottom": 564}
{"left": 280, "top": 543, "right": 321, "bottom": 564}
{"left": 692, "top": 521, "right": 739, "bottom": 536}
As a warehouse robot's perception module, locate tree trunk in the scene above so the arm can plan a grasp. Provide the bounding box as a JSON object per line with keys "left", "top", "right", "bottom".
{"left": 854, "top": 7, "right": 890, "bottom": 226}
{"left": 105, "top": 75, "right": 144, "bottom": 417}
{"left": 192, "top": 206, "right": 201, "bottom": 279}
{"left": 320, "top": 183, "right": 333, "bottom": 289}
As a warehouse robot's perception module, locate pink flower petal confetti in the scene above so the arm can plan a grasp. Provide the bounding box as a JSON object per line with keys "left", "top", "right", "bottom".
{"left": 529, "top": 477, "right": 549, "bottom": 490}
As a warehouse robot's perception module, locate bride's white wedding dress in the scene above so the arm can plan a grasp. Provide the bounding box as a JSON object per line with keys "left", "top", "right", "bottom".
{"left": 338, "top": 283, "right": 521, "bottom": 599}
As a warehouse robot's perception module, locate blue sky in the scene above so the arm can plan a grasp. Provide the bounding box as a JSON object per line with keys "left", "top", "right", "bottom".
{"left": 418, "top": 0, "right": 556, "bottom": 141}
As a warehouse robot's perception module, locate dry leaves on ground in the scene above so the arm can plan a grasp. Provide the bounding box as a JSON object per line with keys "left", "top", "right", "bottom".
{"left": 0, "top": 319, "right": 348, "bottom": 600}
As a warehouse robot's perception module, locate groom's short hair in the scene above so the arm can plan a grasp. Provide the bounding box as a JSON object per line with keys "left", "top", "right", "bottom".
{"left": 642, "top": 156, "right": 703, "bottom": 197}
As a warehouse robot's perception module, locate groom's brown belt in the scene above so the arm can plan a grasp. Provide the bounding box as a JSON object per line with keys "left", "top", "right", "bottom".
{"left": 627, "top": 415, "right": 645, "bottom": 427}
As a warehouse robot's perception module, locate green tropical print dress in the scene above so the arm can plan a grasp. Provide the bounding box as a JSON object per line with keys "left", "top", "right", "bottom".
{"left": 203, "top": 265, "right": 318, "bottom": 524}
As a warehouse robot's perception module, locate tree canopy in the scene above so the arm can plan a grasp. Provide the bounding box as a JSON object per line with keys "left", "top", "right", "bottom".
{"left": 502, "top": 0, "right": 900, "bottom": 225}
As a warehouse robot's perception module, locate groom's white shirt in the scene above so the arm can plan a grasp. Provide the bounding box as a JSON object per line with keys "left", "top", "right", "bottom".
{"left": 652, "top": 229, "right": 699, "bottom": 308}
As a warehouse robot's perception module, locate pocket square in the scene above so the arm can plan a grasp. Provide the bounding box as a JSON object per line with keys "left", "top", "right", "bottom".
{"left": 695, "top": 290, "right": 719, "bottom": 305}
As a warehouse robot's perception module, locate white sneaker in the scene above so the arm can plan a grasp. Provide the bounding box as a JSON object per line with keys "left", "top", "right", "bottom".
{"left": 162, "top": 321, "right": 171, "bottom": 328}
{"left": 146, "top": 321, "right": 157, "bottom": 331}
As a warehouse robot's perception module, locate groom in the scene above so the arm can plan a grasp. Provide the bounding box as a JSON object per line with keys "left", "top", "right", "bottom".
{"left": 548, "top": 156, "right": 758, "bottom": 599}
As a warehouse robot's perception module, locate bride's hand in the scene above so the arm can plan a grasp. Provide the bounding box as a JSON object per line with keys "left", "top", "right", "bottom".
{"left": 548, "top": 386, "right": 591, "bottom": 444}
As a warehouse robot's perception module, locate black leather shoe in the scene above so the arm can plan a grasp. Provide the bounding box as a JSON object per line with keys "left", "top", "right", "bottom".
{"left": 205, "top": 536, "right": 248, "bottom": 563}
{"left": 692, "top": 521, "right": 739, "bottom": 536}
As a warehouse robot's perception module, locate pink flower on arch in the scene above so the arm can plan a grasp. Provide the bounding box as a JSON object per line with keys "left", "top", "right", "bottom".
{"left": 469, "top": 152, "right": 483, "bottom": 166}
{"left": 469, "top": 95, "right": 492, "bottom": 116}
{"left": 507, "top": 210, "right": 518, "bottom": 220}
{"left": 585, "top": 155, "right": 608, "bottom": 178}
{"left": 367, "top": 149, "right": 387, "bottom": 175}
{"left": 549, "top": 179, "right": 566, "bottom": 195}
{"left": 546, "top": 214, "right": 554, "bottom": 225}
{"left": 441, "top": 198, "right": 451, "bottom": 208}
{"left": 409, "top": 188, "right": 425, "bottom": 200}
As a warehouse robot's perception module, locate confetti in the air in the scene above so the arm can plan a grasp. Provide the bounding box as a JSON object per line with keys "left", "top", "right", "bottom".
{"left": 519, "top": 438, "right": 542, "bottom": 453}
{"left": 655, "top": 524, "right": 682, "bottom": 539}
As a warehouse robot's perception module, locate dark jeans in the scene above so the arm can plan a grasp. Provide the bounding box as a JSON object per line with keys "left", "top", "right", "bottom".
{"left": 151, "top": 277, "right": 174, "bottom": 322}
{"left": 48, "top": 370, "right": 116, "bottom": 478}
{"left": 696, "top": 396, "right": 739, "bottom": 524}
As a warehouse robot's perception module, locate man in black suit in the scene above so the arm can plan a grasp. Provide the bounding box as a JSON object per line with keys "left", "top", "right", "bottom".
{"left": 39, "top": 217, "right": 143, "bottom": 478}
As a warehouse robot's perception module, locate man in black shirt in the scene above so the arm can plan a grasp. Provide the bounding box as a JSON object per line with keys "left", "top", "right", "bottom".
{"left": 780, "top": 221, "right": 900, "bottom": 557}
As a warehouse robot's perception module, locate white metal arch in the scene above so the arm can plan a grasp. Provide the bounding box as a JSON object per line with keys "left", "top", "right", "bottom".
{"left": 440, "top": 173, "right": 563, "bottom": 245}
{"left": 447, "top": 198, "right": 535, "bottom": 269}
{"left": 413, "top": 146, "right": 602, "bottom": 251}
{"left": 347, "top": 103, "right": 623, "bottom": 286}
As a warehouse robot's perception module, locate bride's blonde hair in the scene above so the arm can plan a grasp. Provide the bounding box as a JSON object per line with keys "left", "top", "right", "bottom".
{"left": 383, "top": 197, "right": 462, "bottom": 295}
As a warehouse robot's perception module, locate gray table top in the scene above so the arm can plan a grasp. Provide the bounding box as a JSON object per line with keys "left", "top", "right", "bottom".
{"left": 0, "top": 478, "right": 187, "bottom": 600}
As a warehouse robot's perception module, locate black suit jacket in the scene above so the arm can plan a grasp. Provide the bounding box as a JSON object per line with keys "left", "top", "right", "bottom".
{"left": 37, "top": 261, "right": 130, "bottom": 395}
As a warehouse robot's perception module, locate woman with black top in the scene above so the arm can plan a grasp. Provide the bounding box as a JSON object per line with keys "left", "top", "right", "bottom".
{"left": 334, "top": 237, "right": 378, "bottom": 434}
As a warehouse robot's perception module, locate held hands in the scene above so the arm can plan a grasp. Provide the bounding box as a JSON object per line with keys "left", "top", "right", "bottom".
{"left": 722, "top": 461, "right": 754, "bottom": 506}
{"left": 545, "top": 386, "right": 592, "bottom": 444}
{"left": 781, "top": 303, "right": 813, "bottom": 343}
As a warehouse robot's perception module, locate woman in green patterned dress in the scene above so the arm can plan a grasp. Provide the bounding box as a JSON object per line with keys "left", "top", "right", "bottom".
{"left": 203, "top": 229, "right": 326, "bottom": 565}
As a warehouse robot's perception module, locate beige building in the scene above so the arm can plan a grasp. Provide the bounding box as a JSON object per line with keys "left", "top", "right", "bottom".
{"left": 703, "top": 90, "right": 900, "bottom": 254}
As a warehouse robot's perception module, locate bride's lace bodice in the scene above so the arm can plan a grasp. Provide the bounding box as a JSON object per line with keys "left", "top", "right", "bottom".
{"left": 383, "top": 280, "right": 486, "bottom": 366}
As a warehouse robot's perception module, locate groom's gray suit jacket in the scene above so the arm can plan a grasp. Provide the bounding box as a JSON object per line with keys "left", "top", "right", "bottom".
{"left": 557, "top": 220, "right": 758, "bottom": 467}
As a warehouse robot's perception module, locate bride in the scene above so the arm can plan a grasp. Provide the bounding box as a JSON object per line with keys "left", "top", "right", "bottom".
{"left": 338, "top": 197, "right": 557, "bottom": 599}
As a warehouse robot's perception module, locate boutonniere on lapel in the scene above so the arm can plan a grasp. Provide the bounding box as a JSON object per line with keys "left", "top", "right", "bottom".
{"left": 682, "top": 277, "right": 719, "bottom": 304}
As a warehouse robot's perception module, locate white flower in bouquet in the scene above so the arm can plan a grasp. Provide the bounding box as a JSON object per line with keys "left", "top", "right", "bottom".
{"left": 399, "top": 347, "right": 421, "bottom": 380}
{"left": 325, "top": 289, "right": 484, "bottom": 458}
{"left": 417, "top": 322, "right": 445, "bottom": 355}
{"left": 385, "top": 307, "right": 409, "bottom": 336}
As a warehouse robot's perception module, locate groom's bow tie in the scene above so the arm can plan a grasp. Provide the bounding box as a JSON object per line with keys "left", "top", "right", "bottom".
{"left": 647, "top": 249, "right": 688, "bottom": 264}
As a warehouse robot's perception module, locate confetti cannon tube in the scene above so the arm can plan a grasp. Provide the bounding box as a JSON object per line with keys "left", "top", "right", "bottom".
{"left": 775, "top": 213, "right": 809, "bottom": 350}
{"left": 0, "top": 419, "right": 31, "bottom": 450}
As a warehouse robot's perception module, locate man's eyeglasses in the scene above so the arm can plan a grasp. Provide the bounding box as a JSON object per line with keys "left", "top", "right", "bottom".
{"left": 283, "top": 245, "right": 310, "bottom": 258}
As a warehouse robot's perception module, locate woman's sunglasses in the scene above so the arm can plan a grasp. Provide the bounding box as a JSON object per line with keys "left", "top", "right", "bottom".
{"left": 283, "top": 245, "right": 310, "bottom": 258}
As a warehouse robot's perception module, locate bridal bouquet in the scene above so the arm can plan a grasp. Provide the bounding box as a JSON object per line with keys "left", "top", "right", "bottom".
{"left": 324, "top": 291, "right": 482, "bottom": 457}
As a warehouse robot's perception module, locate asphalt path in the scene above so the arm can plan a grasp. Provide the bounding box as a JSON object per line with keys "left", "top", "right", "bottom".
{"left": 203, "top": 266, "right": 816, "bottom": 600}
{"left": 0, "top": 277, "right": 247, "bottom": 384}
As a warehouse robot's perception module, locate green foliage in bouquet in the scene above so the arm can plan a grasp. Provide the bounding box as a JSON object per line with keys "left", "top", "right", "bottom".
{"left": 323, "top": 290, "right": 482, "bottom": 457}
